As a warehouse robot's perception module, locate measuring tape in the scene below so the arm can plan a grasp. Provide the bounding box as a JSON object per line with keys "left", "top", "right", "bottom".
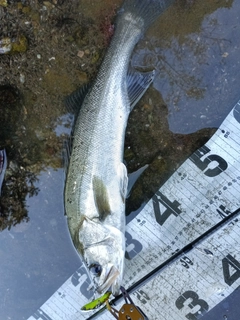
{"left": 101, "top": 208, "right": 240, "bottom": 320}
{"left": 28, "top": 99, "right": 240, "bottom": 320}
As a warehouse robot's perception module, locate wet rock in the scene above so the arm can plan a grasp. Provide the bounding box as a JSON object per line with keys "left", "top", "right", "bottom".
{"left": 0, "top": 35, "right": 28, "bottom": 55}
{"left": 0, "top": 38, "right": 12, "bottom": 54}
{"left": 11, "top": 34, "right": 28, "bottom": 53}
{"left": 0, "top": 0, "right": 7, "bottom": 7}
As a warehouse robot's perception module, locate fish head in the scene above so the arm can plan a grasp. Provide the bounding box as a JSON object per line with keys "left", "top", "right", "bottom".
{"left": 77, "top": 217, "right": 125, "bottom": 296}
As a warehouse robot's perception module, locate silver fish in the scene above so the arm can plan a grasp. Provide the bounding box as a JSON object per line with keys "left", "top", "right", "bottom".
{"left": 65, "top": 0, "right": 174, "bottom": 296}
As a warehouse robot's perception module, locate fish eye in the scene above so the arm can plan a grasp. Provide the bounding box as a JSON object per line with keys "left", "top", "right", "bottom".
{"left": 89, "top": 263, "right": 102, "bottom": 276}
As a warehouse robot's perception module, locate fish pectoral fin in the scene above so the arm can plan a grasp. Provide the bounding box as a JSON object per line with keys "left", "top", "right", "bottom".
{"left": 119, "top": 162, "right": 128, "bottom": 202}
{"left": 127, "top": 69, "right": 155, "bottom": 111}
{"left": 92, "top": 176, "right": 111, "bottom": 221}
{"left": 127, "top": 164, "right": 148, "bottom": 198}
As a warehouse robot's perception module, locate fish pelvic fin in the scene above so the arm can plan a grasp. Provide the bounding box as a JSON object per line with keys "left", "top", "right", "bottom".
{"left": 119, "top": 0, "right": 175, "bottom": 33}
{"left": 92, "top": 176, "right": 111, "bottom": 221}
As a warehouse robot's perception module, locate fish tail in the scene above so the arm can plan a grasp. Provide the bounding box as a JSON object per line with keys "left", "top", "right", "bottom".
{"left": 118, "top": 0, "right": 175, "bottom": 32}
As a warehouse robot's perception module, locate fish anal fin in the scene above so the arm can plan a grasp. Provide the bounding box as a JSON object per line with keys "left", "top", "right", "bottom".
{"left": 127, "top": 164, "right": 148, "bottom": 198}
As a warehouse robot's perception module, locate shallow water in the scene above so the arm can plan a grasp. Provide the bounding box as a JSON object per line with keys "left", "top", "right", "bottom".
{"left": 0, "top": 0, "right": 240, "bottom": 319}
{"left": 133, "top": 0, "right": 240, "bottom": 134}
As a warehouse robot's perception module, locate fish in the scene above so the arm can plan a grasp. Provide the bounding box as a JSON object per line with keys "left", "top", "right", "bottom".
{"left": 65, "top": 0, "right": 174, "bottom": 297}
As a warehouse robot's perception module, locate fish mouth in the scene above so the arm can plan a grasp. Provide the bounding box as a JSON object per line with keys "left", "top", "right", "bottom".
{"left": 96, "top": 265, "right": 120, "bottom": 294}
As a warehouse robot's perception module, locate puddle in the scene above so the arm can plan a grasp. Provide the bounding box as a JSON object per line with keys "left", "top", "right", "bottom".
{"left": 132, "top": 0, "right": 240, "bottom": 134}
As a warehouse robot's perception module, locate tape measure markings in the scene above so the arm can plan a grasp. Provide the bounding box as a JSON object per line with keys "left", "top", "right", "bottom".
{"left": 127, "top": 204, "right": 180, "bottom": 251}
{"left": 138, "top": 211, "right": 188, "bottom": 254}
{"left": 30, "top": 309, "right": 53, "bottom": 320}
{"left": 52, "top": 290, "right": 77, "bottom": 315}
{"left": 214, "top": 132, "right": 240, "bottom": 157}
{"left": 147, "top": 277, "right": 181, "bottom": 319}
{"left": 155, "top": 178, "right": 216, "bottom": 233}
{"left": 120, "top": 214, "right": 240, "bottom": 320}
{"left": 227, "top": 108, "right": 240, "bottom": 129}
{"left": 156, "top": 276, "right": 212, "bottom": 317}
{"left": 47, "top": 295, "right": 71, "bottom": 318}
{"left": 152, "top": 181, "right": 202, "bottom": 231}
{"left": 124, "top": 209, "right": 183, "bottom": 269}
{"left": 28, "top": 99, "right": 240, "bottom": 320}
{"left": 90, "top": 225, "right": 240, "bottom": 319}
{"left": 161, "top": 163, "right": 226, "bottom": 213}
{"left": 234, "top": 102, "right": 240, "bottom": 122}
{"left": 63, "top": 281, "right": 88, "bottom": 315}
{"left": 208, "top": 138, "right": 240, "bottom": 170}
{"left": 160, "top": 175, "right": 218, "bottom": 226}
{"left": 46, "top": 300, "right": 67, "bottom": 318}
{"left": 125, "top": 226, "right": 162, "bottom": 269}
{"left": 215, "top": 127, "right": 240, "bottom": 154}
{"left": 190, "top": 250, "right": 227, "bottom": 293}
{"left": 127, "top": 207, "right": 182, "bottom": 253}
{"left": 147, "top": 275, "right": 180, "bottom": 318}
{"left": 153, "top": 181, "right": 206, "bottom": 231}
{"left": 219, "top": 112, "right": 239, "bottom": 134}
{"left": 122, "top": 179, "right": 240, "bottom": 314}
{"left": 181, "top": 161, "right": 239, "bottom": 213}
{"left": 40, "top": 302, "right": 62, "bottom": 319}
{"left": 174, "top": 169, "right": 239, "bottom": 224}
{"left": 188, "top": 147, "right": 240, "bottom": 184}
{"left": 39, "top": 282, "right": 84, "bottom": 320}
{"left": 122, "top": 166, "right": 240, "bottom": 284}
{"left": 64, "top": 286, "right": 84, "bottom": 311}
{"left": 34, "top": 306, "right": 54, "bottom": 320}
{"left": 180, "top": 161, "right": 234, "bottom": 202}
{"left": 167, "top": 180, "right": 217, "bottom": 231}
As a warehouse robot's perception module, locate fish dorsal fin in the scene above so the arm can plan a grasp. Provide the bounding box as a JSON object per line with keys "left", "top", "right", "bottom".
{"left": 127, "top": 69, "right": 155, "bottom": 111}
{"left": 63, "top": 84, "right": 91, "bottom": 181}
{"left": 92, "top": 176, "right": 111, "bottom": 221}
{"left": 118, "top": 162, "right": 128, "bottom": 201}
{"left": 64, "top": 83, "right": 91, "bottom": 116}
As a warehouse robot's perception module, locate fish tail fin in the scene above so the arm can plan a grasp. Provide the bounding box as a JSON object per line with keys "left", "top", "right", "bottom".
{"left": 118, "top": 0, "right": 174, "bottom": 32}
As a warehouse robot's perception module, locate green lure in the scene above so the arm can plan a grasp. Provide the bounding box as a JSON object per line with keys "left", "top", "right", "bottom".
{"left": 81, "top": 291, "right": 112, "bottom": 311}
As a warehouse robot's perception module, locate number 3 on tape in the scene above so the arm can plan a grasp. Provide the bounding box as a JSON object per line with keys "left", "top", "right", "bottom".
{"left": 175, "top": 290, "right": 209, "bottom": 319}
